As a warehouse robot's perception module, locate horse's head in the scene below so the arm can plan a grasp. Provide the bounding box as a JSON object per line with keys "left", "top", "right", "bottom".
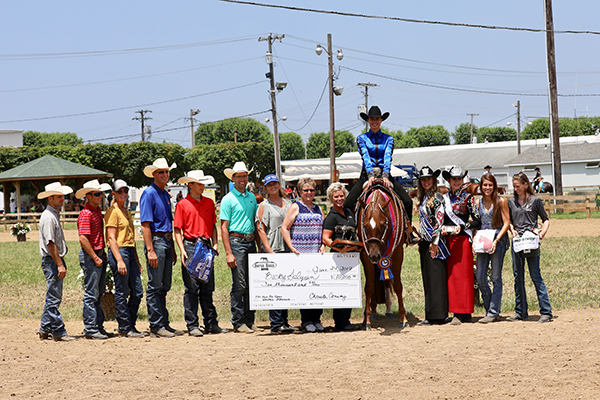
{"left": 359, "top": 191, "right": 391, "bottom": 264}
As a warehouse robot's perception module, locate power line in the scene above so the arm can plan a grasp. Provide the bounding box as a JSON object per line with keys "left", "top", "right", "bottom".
{"left": 280, "top": 76, "right": 329, "bottom": 132}
{"left": 0, "top": 81, "right": 266, "bottom": 124}
{"left": 219, "top": 1, "right": 600, "bottom": 35}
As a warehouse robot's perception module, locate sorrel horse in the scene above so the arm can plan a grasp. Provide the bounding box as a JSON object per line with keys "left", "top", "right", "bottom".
{"left": 357, "top": 184, "right": 408, "bottom": 329}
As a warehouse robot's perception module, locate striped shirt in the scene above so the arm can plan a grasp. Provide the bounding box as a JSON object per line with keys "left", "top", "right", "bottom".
{"left": 290, "top": 201, "right": 323, "bottom": 253}
{"left": 77, "top": 203, "right": 105, "bottom": 250}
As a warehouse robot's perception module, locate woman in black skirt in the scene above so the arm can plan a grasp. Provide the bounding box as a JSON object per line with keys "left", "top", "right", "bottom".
{"left": 415, "top": 166, "right": 449, "bottom": 325}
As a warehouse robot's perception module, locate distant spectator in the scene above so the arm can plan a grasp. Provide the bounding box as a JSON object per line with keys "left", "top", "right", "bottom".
{"left": 10, "top": 198, "right": 16, "bottom": 213}
{"left": 483, "top": 165, "right": 492, "bottom": 175}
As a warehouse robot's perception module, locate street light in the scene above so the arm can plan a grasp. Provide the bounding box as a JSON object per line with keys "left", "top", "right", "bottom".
{"left": 316, "top": 33, "right": 343, "bottom": 183}
{"left": 190, "top": 109, "right": 200, "bottom": 148}
{"left": 507, "top": 120, "right": 532, "bottom": 155}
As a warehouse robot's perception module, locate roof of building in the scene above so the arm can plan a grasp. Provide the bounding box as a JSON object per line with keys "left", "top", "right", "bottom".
{"left": 0, "top": 155, "right": 112, "bottom": 183}
{"left": 505, "top": 141, "right": 600, "bottom": 166}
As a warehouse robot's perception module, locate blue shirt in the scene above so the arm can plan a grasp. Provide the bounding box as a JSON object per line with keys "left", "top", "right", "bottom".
{"left": 140, "top": 182, "right": 173, "bottom": 233}
{"left": 357, "top": 129, "right": 394, "bottom": 174}
{"left": 219, "top": 187, "right": 257, "bottom": 234}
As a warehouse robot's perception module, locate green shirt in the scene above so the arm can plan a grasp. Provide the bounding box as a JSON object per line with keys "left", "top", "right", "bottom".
{"left": 219, "top": 188, "right": 257, "bottom": 234}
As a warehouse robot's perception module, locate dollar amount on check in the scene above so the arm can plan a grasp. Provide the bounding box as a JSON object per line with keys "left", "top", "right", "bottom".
{"left": 248, "top": 252, "right": 362, "bottom": 310}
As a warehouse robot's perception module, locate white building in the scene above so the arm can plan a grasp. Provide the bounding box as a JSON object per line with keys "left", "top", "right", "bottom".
{"left": 0, "top": 130, "right": 24, "bottom": 147}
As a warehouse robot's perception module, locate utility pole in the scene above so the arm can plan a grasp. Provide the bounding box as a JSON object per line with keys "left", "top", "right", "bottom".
{"left": 544, "top": 0, "right": 563, "bottom": 197}
{"left": 190, "top": 109, "right": 200, "bottom": 148}
{"left": 515, "top": 101, "right": 521, "bottom": 154}
{"left": 358, "top": 82, "right": 377, "bottom": 131}
{"left": 259, "top": 33, "right": 285, "bottom": 182}
{"left": 133, "top": 110, "right": 152, "bottom": 142}
{"left": 467, "top": 113, "right": 478, "bottom": 144}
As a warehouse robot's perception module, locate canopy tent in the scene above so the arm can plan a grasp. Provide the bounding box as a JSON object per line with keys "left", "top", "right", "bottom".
{"left": 0, "top": 155, "right": 112, "bottom": 217}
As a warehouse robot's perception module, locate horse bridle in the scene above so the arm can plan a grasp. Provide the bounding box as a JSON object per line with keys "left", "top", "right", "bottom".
{"left": 359, "top": 198, "right": 390, "bottom": 257}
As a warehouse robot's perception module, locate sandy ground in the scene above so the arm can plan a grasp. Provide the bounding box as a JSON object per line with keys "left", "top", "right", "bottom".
{"left": 1, "top": 218, "right": 599, "bottom": 400}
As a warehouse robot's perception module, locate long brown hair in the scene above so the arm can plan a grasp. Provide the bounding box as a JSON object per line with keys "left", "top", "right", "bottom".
{"left": 512, "top": 171, "right": 535, "bottom": 205}
{"left": 417, "top": 177, "right": 438, "bottom": 208}
{"left": 480, "top": 174, "right": 502, "bottom": 228}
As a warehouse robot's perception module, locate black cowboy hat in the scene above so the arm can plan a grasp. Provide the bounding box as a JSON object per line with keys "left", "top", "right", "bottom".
{"left": 442, "top": 165, "right": 467, "bottom": 181}
{"left": 360, "top": 106, "right": 390, "bottom": 122}
{"left": 484, "top": 165, "right": 492, "bottom": 170}
{"left": 414, "top": 166, "right": 441, "bottom": 179}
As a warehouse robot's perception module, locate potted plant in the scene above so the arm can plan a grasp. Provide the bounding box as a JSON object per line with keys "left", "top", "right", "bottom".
{"left": 11, "top": 222, "right": 32, "bottom": 242}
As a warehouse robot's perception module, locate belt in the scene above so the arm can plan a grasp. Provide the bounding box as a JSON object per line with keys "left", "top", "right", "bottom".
{"left": 230, "top": 232, "right": 255, "bottom": 241}
{"left": 152, "top": 231, "right": 172, "bottom": 240}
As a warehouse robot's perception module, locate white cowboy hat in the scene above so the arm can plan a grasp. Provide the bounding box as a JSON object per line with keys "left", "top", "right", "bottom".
{"left": 38, "top": 182, "right": 73, "bottom": 199}
{"left": 75, "top": 179, "right": 112, "bottom": 199}
{"left": 178, "top": 170, "right": 215, "bottom": 185}
{"left": 224, "top": 161, "right": 253, "bottom": 181}
{"left": 143, "top": 158, "right": 177, "bottom": 178}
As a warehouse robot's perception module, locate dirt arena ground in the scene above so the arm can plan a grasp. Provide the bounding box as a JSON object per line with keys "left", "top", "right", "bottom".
{"left": 1, "top": 218, "right": 599, "bottom": 400}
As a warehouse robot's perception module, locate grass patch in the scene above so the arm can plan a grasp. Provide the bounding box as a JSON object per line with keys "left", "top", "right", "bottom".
{"left": 546, "top": 210, "right": 600, "bottom": 219}
{"left": 1, "top": 237, "right": 599, "bottom": 326}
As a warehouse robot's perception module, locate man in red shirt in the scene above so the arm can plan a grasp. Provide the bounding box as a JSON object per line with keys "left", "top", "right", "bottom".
{"left": 76, "top": 179, "right": 111, "bottom": 340}
{"left": 174, "top": 170, "right": 222, "bottom": 336}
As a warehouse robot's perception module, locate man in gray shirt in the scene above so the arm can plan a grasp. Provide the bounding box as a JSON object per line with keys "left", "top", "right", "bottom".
{"left": 37, "top": 182, "right": 75, "bottom": 341}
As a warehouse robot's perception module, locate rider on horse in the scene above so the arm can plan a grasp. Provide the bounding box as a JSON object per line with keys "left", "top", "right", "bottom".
{"left": 345, "top": 106, "right": 418, "bottom": 244}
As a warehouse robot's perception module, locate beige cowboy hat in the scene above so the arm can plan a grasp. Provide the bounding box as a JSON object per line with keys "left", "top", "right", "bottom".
{"left": 75, "top": 179, "right": 112, "bottom": 199}
{"left": 38, "top": 182, "right": 73, "bottom": 199}
{"left": 143, "top": 158, "right": 177, "bottom": 178}
{"left": 224, "top": 161, "right": 253, "bottom": 181}
{"left": 178, "top": 170, "right": 215, "bottom": 185}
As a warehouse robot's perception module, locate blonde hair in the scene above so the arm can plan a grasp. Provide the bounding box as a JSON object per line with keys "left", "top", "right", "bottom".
{"left": 297, "top": 177, "right": 316, "bottom": 191}
{"left": 326, "top": 182, "right": 348, "bottom": 202}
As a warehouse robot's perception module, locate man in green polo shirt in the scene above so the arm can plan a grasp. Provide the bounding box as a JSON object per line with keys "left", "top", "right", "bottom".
{"left": 220, "top": 161, "right": 259, "bottom": 333}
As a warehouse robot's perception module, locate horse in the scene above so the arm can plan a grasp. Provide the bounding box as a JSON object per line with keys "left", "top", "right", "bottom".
{"left": 533, "top": 178, "right": 553, "bottom": 194}
{"left": 357, "top": 183, "right": 408, "bottom": 329}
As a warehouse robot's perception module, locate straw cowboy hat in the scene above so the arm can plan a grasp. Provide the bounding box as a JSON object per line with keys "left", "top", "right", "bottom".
{"left": 414, "top": 166, "right": 441, "bottom": 180}
{"left": 178, "top": 170, "right": 215, "bottom": 185}
{"left": 360, "top": 106, "right": 390, "bottom": 122}
{"left": 224, "top": 161, "right": 253, "bottom": 181}
{"left": 442, "top": 165, "right": 467, "bottom": 181}
{"left": 38, "top": 182, "right": 73, "bottom": 199}
{"left": 143, "top": 158, "right": 177, "bottom": 178}
{"left": 75, "top": 179, "right": 112, "bottom": 199}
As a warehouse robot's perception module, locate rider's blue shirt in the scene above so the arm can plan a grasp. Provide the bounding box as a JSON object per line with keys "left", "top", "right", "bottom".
{"left": 357, "top": 129, "right": 394, "bottom": 175}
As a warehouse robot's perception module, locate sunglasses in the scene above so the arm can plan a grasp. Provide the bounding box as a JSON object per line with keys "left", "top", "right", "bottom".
{"left": 157, "top": 170, "right": 170, "bottom": 175}
{"left": 92, "top": 192, "right": 103, "bottom": 197}
{"left": 302, "top": 188, "right": 315, "bottom": 193}
{"left": 116, "top": 188, "right": 129, "bottom": 194}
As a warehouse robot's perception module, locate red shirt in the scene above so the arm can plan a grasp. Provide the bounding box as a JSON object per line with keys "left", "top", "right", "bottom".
{"left": 77, "top": 203, "right": 105, "bottom": 250}
{"left": 173, "top": 194, "right": 216, "bottom": 240}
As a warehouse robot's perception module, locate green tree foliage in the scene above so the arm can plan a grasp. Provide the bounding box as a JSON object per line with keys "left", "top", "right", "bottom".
{"left": 195, "top": 117, "right": 271, "bottom": 145}
{"left": 405, "top": 125, "right": 450, "bottom": 147}
{"left": 278, "top": 132, "right": 305, "bottom": 161}
{"left": 452, "top": 122, "right": 475, "bottom": 145}
{"left": 477, "top": 126, "right": 517, "bottom": 143}
{"left": 306, "top": 131, "right": 357, "bottom": 159}
{"left": 23, "top": 131, "right": 83, "bottom": 147}
{"left": 520, "top": 116, "right": 600, "bottom": 140}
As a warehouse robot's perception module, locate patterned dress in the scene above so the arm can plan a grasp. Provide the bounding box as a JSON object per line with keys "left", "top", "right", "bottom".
{"left": 290, "top": 201, "right": 323, "bottom": 253}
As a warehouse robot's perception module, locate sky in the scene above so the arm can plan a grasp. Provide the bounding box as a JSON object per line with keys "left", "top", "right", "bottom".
{"left": 2, "top": 1, "right": 600, "bottom": 148}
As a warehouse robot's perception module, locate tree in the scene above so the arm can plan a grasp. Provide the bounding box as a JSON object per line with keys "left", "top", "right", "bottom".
{"left": 477, "top": 126, "right": 516, "bottom": 143}
{"left": 452, "top": 122, "right": 476, "bottom": 145}
{"left": 405, "top": 125, "right": 450, "bottom": 147}
{"left": 278, "top": 132, "right": 305, "bottom": 160}
{"left": 306, "top": 131, "right": 357, "bottom": 159}
{"left": 23, "top": 131, "right": 83, "bottom": 147}
{"left": 195, "top": 117, "right": 271, "bottom": 145}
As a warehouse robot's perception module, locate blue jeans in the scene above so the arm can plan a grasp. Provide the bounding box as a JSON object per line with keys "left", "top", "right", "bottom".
{"left": 182, "top": 239, "right": 218, "bottom": 330}
{"left": 145, "top": 235, "right": 173, "bottom": 332}
{"left": 108, "top": 247, "right": 144, "bottom": 333}
{"left": 79, "top": 249, "right": 107, "bottom": 335}
{"left": 476, "top": 236, "right": 508, "bottom": 317}
{"left": 40, "top": 256, "right": 67, "bottom": 337}
{"left": 511, "top": 246, "right": 552, "bottom": 319}
{"left": 229, "top": 236, "right": 256, "bottom": 328}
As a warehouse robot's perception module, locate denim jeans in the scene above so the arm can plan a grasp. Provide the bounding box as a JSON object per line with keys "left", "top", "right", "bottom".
{"left": 511, "top": 245, "right": 552, "bottom": 319}
{"left": 40, "top": 256, "right": 67, "bottom": 337}
{"left": 476, "top": 235, "right": 508, "bottom": 317}
{"left": 229, "top": 236, "right": 256, "bottom": 328}
{"left": 145, "top": 235, "right": 173, "bottom": 332}
{"left": 79, "top": 249, "right": 107, "bottom": 335}
{"left": 108, "top": 247, "right": 144, "bottom": 333}
{"left": 182, "top": 239, "right": 218, "bottom": 330}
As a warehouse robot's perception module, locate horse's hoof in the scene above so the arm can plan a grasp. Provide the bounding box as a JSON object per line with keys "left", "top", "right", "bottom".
{"left": 399, "top": 321, "right": 409, "bottom": 329}
{"left": 363, "top": 323, "right": 372, "bottom": 331}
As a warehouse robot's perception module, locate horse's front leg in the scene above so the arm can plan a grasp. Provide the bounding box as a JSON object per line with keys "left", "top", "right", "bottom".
{"left": 392, "top": 249, "right": 408, "bottom": 328}
{"left": 362, "top": 255, "right": 375, "bottom": 330}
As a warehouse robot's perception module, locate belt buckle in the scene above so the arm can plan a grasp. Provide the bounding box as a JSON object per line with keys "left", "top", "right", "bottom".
{"left": 165, "top": 232, "right": 172, "bottom": 241}
{"left": 244, "top": 233, "right": 255, "bottom": 242}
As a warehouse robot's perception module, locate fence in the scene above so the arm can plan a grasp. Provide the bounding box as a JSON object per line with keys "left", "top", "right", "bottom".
{"left": 538, "top": 194, "right": 598, "bottom": 218}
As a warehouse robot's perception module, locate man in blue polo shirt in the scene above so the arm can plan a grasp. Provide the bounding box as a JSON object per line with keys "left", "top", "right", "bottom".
{"left": 140, "top": 158, "right": 183, "bottom": 338}
{"left": 220, "top": 161, "right": 259, "bottom": 333}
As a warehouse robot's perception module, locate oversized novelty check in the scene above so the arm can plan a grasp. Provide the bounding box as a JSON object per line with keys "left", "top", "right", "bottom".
{"left": 248, "top": 253, "right": 362, "bottom": 310}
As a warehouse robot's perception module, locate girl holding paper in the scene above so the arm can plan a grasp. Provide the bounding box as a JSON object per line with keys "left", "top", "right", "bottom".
{"left": 508, "top": 172, "right": 552, "bottom": 323}
{"left": 475, "top": 174, "right": 510, "bottom": 323}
